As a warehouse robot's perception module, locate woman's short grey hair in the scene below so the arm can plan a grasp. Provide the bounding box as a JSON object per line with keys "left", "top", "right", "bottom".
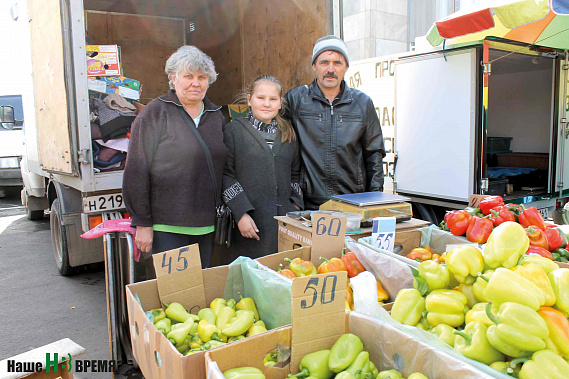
{"left": 165, "top": 46, "right": 218, "bottom": 88}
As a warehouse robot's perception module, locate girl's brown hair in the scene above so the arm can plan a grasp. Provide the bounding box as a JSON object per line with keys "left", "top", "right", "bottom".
{"left": 235, "top": 75, "right": 296, "bottom": 143}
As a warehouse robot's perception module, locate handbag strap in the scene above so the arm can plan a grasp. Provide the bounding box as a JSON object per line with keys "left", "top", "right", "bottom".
{"left": 176, "top": 106, "right": 221, "bottom": 207}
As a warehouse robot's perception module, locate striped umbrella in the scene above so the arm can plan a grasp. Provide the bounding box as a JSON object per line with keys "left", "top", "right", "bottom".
{"left": 427, "top": 0, "right": 569, "bottom": 49}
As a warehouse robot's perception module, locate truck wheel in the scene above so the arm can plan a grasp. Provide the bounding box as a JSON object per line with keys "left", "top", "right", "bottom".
{"left": 50, "top": 198, "right": 75, "bottom": 276}
{"left": 26, "top": 207, "right": 44, "bottom": 220}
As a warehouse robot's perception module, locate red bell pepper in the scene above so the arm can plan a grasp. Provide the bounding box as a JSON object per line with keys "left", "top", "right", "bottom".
{"left": 525, "top": 225, "right": 549, "bottom": 250}
{"left": 466, "top": 216, "right": 493, "bottom": 243}
{"left": 488, "top": 205, "right": 515, "bottom": 227}
{"left": 525, "top": 245, "right": 553, "bottom": 260}
{"left": 341, "top": 248, "right": 366, "bottom": 278}
{"left": 445, "top": 210, "right": 471, "bottom": 236}
{"left": 506, "top": 203, "right": 523, "bottom": 220}
{"left": 479, "top": 196, "right": 505, "bottom": 216}
{"left": 518, "top": 206, "right": 546, "bottom": 231}
{"left": 544, "top": 227, "right": 567, "bottom": 251}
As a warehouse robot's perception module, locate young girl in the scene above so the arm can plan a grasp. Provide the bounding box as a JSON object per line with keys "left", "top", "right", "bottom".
{"left": 221, "top": 75, "right": 303, "bottom": 261}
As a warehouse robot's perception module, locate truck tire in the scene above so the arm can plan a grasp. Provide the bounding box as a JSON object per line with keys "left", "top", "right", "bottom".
{"left": 26, "top": 207, "right": 44, "bottom": 220}
{"left": 50, "top": 198, "right": 75, "bottom": 276}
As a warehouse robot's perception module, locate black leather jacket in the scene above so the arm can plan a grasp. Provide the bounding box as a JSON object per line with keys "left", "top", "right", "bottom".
{"left": 284, "top": 79, "right": 385, "bottom": 209}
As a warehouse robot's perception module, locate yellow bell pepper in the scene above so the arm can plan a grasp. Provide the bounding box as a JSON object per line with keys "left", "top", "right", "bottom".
{"left": 425, "top": 289, "right": 468, "bottom": 327}
{"left": 465, "top": 302, "right": 494, "bottom": 327}
{"left": 484, "top": 221, "right": 529, "bottom": 269}
{"left": 512, "top": 263, "right": 556, "bottom": 306}
{"left": 548, "top": 268, "right": 569, "bottom": 316}
{"left": 390, "top": 288, "right": 425, "bottom": 326}
{"left": 472, "top": 270, "right": 494, "bottom": 303}
{"left": 482, "top": 268, "right": 545, "bottom": 310}
{"left": 520, "top": 255, "right": 559, "bottom": 274}
{"left": 236, "top": 293, "right": 260, "bottom": 322}
{"left": 446, "top": 245, "right": 484, "bottom": 284}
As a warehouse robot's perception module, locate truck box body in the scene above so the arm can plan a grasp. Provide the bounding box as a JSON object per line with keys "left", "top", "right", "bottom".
{"left": 346, "top": 38, "right": 569, "bottom": 219}
{"left": 22, "top": 0, "right": 331, "bottom": 271}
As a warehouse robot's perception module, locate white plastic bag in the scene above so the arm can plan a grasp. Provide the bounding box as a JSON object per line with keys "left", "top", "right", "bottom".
{"left": 346, "top": 238, "right": 413, "bottom": 300}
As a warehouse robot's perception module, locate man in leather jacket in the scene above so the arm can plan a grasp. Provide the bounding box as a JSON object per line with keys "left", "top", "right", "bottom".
{"left": 284, "top": 35, "right": 386, "bottom": 210}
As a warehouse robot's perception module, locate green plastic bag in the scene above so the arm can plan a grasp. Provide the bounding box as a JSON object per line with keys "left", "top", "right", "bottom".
{"left": 224, "top": 256, "right": 292, "bottom": 330}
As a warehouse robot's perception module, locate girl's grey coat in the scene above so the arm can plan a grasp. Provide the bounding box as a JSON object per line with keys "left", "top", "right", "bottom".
{"left": 222, "top": 117, "right": 303, "bottom": 261}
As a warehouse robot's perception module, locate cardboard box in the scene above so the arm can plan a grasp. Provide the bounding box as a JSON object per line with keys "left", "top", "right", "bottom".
{"left": 86, "top": 45, "right": 121, "bottom": 76}
{"left": 276, "top": 215, "right": 429, "bottom": 252}
{"left": 88, "top": 76, "right": 141, "bottom": 101}
{"left": 205, "top": 309, "right": 499, "bottom": 379}
{"left": 125, "top": 245, "right": 300, "bottom": 379}
{"left": 319, "top": 199, "right": 413, "bottom": 222}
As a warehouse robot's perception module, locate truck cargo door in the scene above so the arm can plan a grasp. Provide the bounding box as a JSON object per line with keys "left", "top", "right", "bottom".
{"left": 559, "top": 54, "right": 569, "bottom": 195}
{"left": 27, "top": 0, "right": 79, "bottom": 176}
{"left": 394, "top": 48, "right": 478, "bottom": 202}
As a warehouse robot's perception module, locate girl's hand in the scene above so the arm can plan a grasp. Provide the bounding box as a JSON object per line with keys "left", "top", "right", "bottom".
{"left": 237, "top": 213, "right": 260, "bottom": 240}
{"left": 135, "top": 226, "right": 154, "bottom": 253}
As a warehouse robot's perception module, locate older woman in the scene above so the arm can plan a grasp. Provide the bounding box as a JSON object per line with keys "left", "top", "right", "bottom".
{"left": 123, "top": 46, "right": 227, "bottom": 273}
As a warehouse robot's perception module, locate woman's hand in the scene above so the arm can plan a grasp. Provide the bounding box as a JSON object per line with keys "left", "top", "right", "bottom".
{"left": 135, "top": 226, "right": 154, "bottom": 253}
{"left": 237, "top": 213, "right": 260, "bottom": 240}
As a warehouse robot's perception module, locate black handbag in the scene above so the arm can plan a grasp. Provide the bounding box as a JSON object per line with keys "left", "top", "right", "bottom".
{"left": 177, "top": 107, "right": 233, "bottom": 247}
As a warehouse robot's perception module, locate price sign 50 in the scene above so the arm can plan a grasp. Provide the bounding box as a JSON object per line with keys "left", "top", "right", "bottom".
{"left": 300, "top": 275, "right": 338, "bottom": 308}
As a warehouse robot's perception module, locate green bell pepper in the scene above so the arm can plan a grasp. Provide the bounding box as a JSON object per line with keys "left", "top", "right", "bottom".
{"left": 335, "top": 373, "right": 356, "bottom": 379}
{"left": 472, "top": 270, "right": 494, "bottom": 303}
{"left": 407, "top": 374, "right": 429, "bottom": 379}
{"left": 485, "top": 302, "right": 548, "bottom": 357}
{"left": 151, "top": 308, "right": 166, "bottom": 323}
{"left": 223, "top": 367, "right": 265, "bottom": 379}
{"left": 343, "top": 350, "right": 369, "bottom": 377}
{"left": 416, "top": 261, "right": 450, "bottom": 292}
{"left": 328, "top": 333, "right": 364, "bottom": 373}
{"left": 391, "top": 288, "right": 426, "bottom": 326}
{"left": 377, "top": 370, "right": 403, "bottom": 379}
{"left": 154, "top": 317, "right": 172, "bottom": 335}
{"left": 484, "top": 221, "right": 529, "bottom": 269}
{"left": 518, "top": 349, "right": 569, "bottom": 379}
{"left": 166, "top": 319, "right": 195, "bottom": 346}
{"left": 164, "top": 302, "right": 198, "bottom": 323}
{"left": 425, "top": 289, "right": 468, "bottom": 327}
{"left": 221, "top": 310, "right": 255, "bottom": 337}
{"left": 289, "top": 349, "right": 333, "bottom": 379}
{"left": 465, "top": 302, "right": 494, "bottom": 327}
{"left": 430, "top": 324, "right": 456, "bottom": 347}
{"left": 198, "top": 307, "right": 217, "bottom": 325}
{"left": 453, "top": 321, "right": 504, "bottom": 365}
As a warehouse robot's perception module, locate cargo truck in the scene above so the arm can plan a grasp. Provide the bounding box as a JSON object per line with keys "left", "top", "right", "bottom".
{"left": 346, "top": 37, "right": 569, "bottom": 224}
{"left": 20, "top": 0, "right": 337, "bottom": 275}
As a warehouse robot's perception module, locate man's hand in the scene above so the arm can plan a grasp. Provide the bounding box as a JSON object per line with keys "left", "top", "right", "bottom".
{"left": 237, "top": 213, "right": 260, "bottom": 240}
{"left": 135, "top": 226, "right": 154, "bottom": 253}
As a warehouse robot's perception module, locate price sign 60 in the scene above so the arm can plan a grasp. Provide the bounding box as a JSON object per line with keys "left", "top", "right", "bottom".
{"left": 315, "top": 217, "right": 343, "bottom": 236}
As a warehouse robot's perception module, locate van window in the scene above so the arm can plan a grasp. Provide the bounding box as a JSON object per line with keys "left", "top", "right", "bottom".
{"left": 0, "top": 95, "right": 24, "bottom": 130}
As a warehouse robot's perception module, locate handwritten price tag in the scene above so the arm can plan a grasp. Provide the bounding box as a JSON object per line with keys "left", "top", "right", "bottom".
{"left": 311, "top": 213, "right": 347, "bottom": 266}
{"left": 371, "top": 217, "right": 396, "bottom": 252}
{"left": 290, "top": 272, "right": 347, "bottom": 373}
{"left": 153, "top": 244, "right": 206, "bottom": 310}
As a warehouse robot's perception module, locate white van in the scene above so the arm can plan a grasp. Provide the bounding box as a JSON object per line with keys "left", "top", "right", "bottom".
{"left": 0, "top": 95, "right": 25, "bottom": 192}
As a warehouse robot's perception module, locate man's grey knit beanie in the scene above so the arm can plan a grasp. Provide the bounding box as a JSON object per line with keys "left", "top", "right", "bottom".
{"left": 312, "top": 35, "right": 349, "bottom": 66}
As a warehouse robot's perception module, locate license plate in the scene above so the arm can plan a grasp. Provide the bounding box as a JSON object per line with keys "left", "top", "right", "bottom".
{"left": 83, "top": 193, "right": 125, "bottom": 214}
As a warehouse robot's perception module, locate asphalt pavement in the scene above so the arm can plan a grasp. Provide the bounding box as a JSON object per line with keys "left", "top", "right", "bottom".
{"left": 0, "top": 188, "right": 142, "bottom": 378}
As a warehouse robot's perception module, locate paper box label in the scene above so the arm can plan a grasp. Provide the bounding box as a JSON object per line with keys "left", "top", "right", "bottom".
{"left": 371, "top": 217, "right": 396, "bottom": 252}
{"left": 86, "top": 45, "right": 121, "bottom": 76}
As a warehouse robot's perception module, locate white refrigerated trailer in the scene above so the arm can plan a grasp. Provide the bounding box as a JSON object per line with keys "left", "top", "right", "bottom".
{"left": 346, "top": 37, "right": 569, "bottom": 223}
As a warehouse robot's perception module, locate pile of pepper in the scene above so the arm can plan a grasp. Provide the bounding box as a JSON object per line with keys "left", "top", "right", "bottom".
{"left": 149, "top": 293, "right": 265, "bottom": 356}
{"left": 278, "top": 250, "right": 389, "bottom": 311}
{"left": 285, "top": 333, "right": 429, "bottom": 379}
{"left": 391, "top": 221, "right": 569, "bottom": 378}
{"left": 436, "top": 195, "right": 569, "bottom": 264}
